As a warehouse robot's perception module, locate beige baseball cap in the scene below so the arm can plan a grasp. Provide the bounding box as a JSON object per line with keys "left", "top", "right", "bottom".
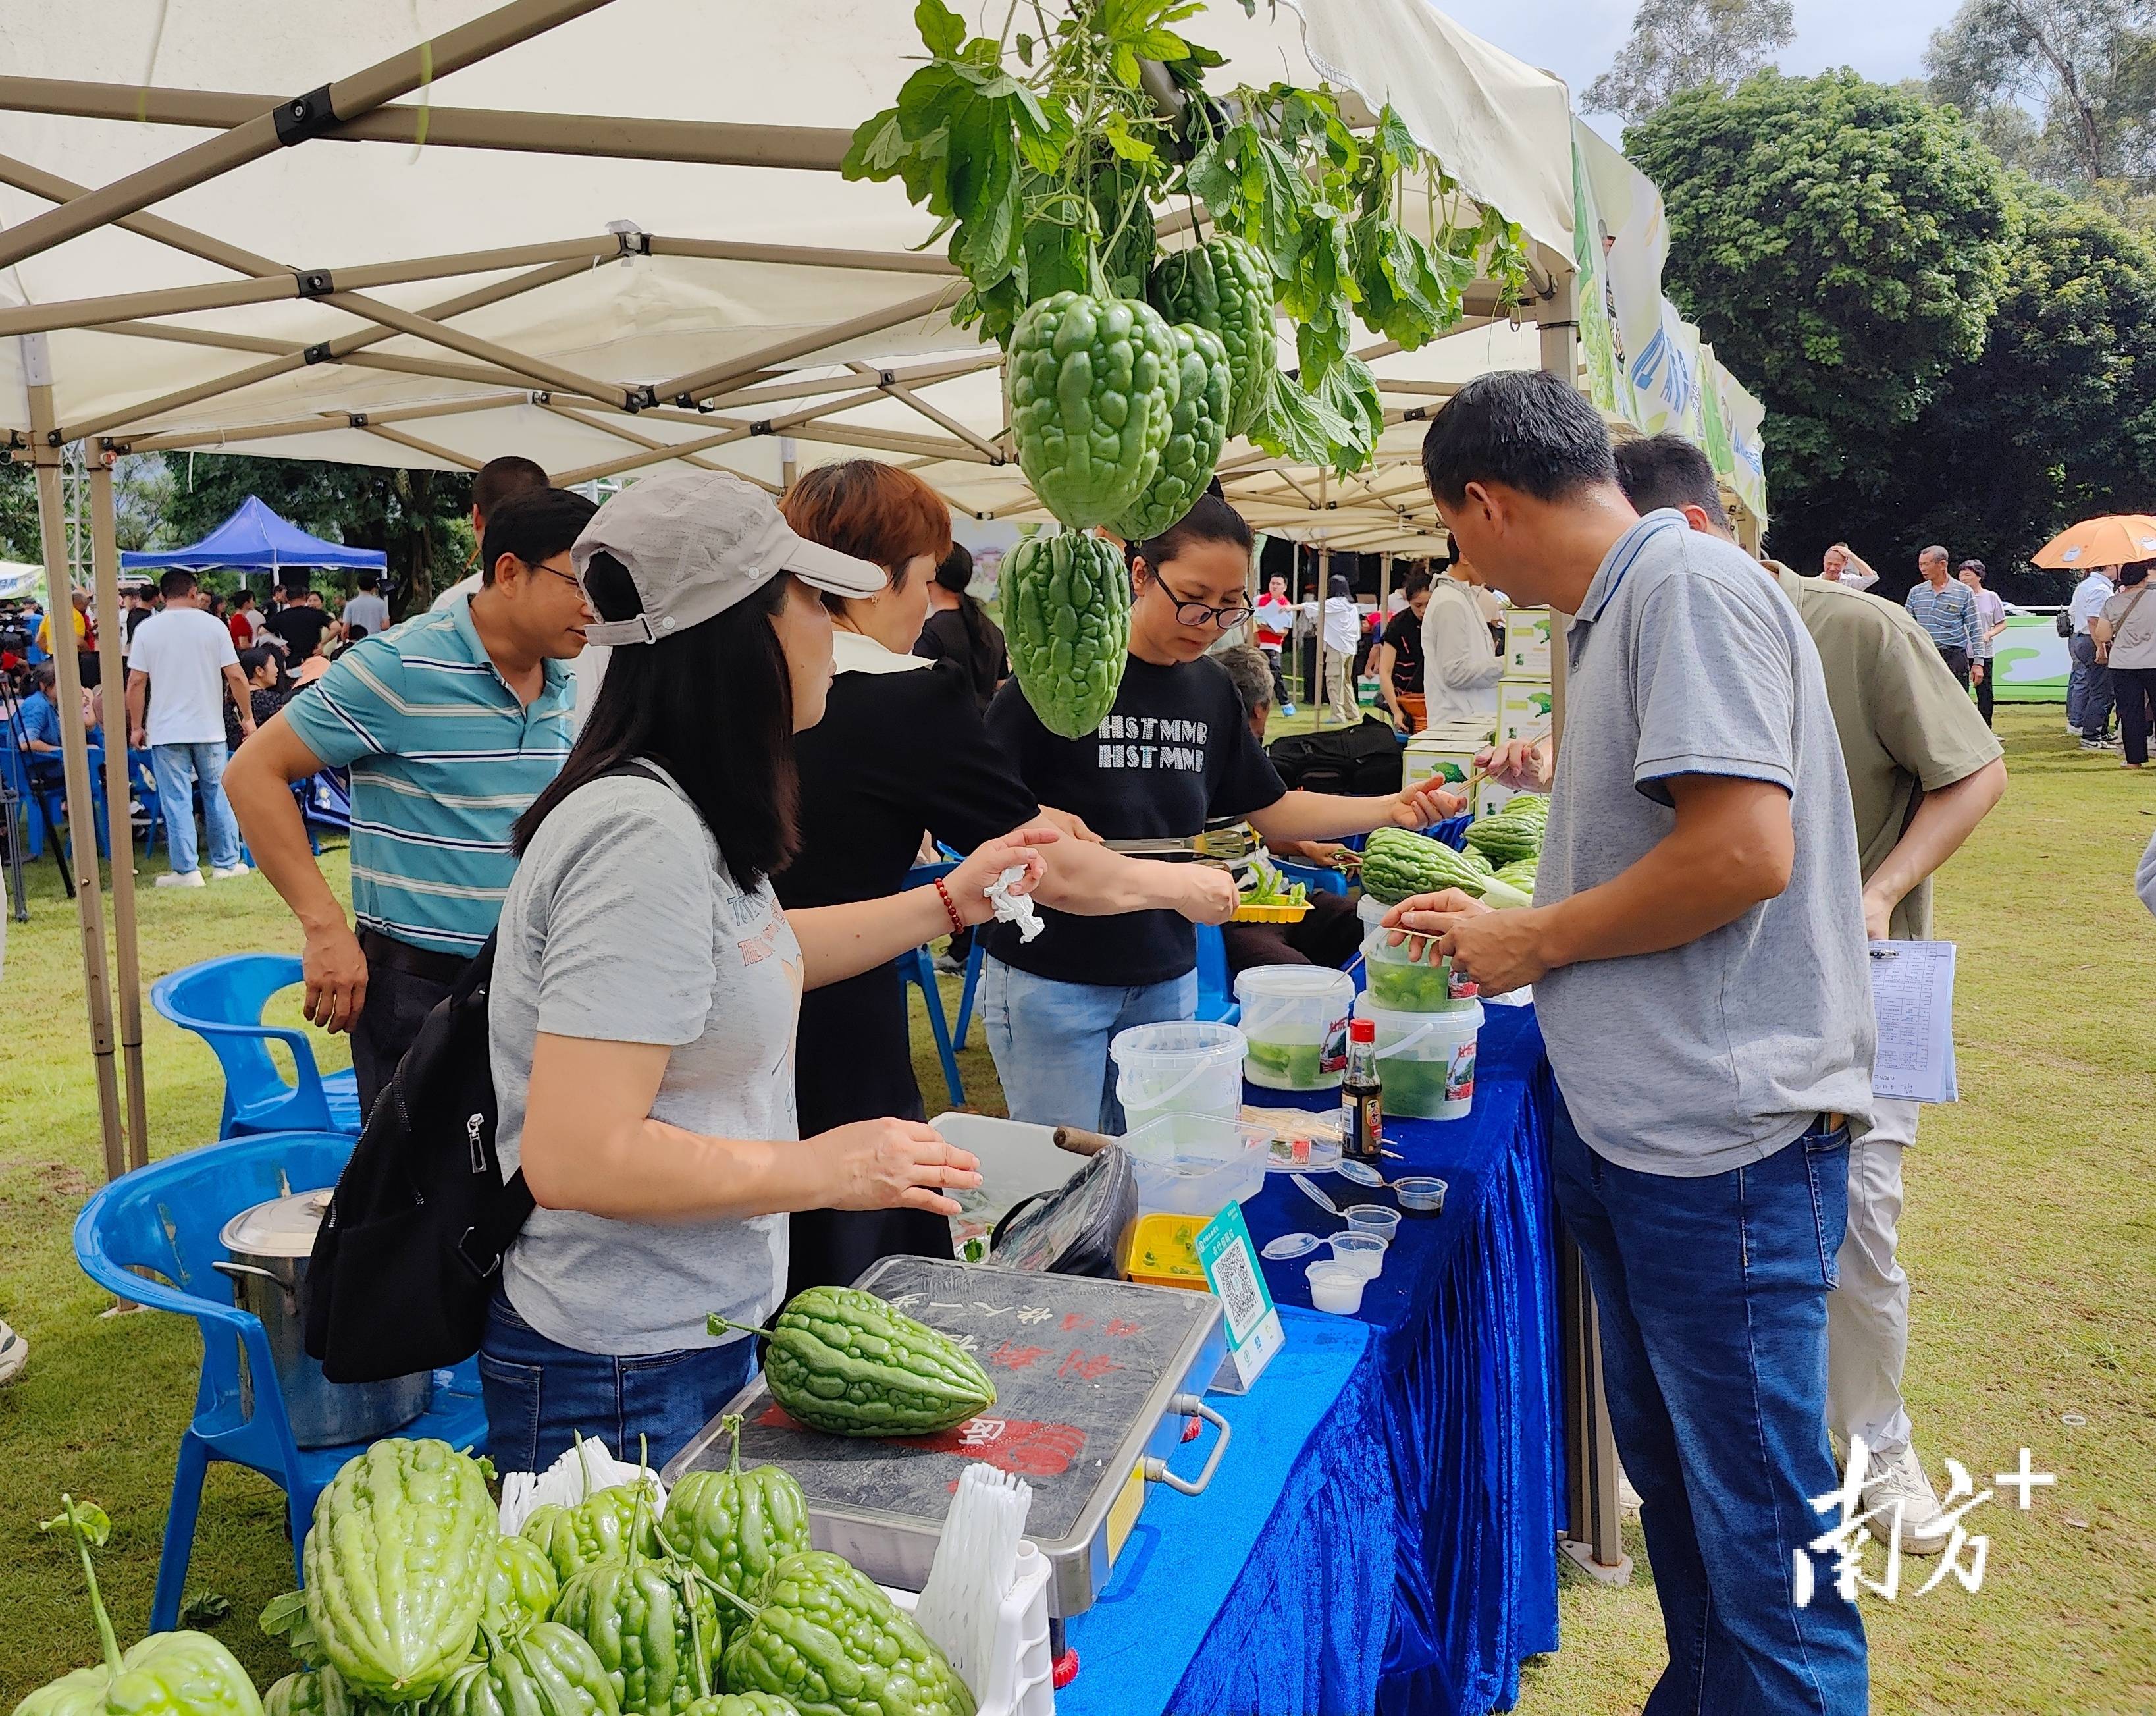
{"left": 571, "top": 469, "right": 886, "bottom": 647}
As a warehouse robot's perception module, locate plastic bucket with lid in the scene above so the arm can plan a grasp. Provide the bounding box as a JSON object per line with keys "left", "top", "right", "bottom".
{"left": 1352, "top": 992, "right": 1484, "bottom": 1120}
{"left": 1233, "top": 966, "right": 1353, "bottom": 1090}
{"left": 1359, "top": 926, "right": 1475, "bottom": 1013}
{"left": 1110, "top": 1020, "right": 1246, "bottom": 1137}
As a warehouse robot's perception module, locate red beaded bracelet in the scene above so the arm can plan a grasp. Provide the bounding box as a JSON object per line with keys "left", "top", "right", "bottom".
{"left": 932, "top": 876, "right": 966, "bottom": 937}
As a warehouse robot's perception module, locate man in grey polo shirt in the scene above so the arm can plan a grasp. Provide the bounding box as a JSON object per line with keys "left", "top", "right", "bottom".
{"left": 1391, "top": 373, "right": 1874, "bottom": 1715}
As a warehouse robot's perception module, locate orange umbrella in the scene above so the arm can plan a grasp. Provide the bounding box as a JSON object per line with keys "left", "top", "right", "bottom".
{"left": 2031, "top": 514, "right": 2156, "bottom": 570}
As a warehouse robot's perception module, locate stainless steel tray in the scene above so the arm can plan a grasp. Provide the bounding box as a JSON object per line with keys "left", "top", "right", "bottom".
{"left": 662, "top": 1256, "right": 1227, "bottom": 1617}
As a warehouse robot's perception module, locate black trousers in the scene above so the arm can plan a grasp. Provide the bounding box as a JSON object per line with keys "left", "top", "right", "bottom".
{"left": 1937, "top": 645, "right": 1971, "bottom": 689}
{"left": 1973, "top": 655, "right": 1995, "bottom": 726}
{"left": 2115, "top": 665, "right": 2156, "bottom": 766}
{"left": 350, "top": 934, "right": 466, "bottom": 1119}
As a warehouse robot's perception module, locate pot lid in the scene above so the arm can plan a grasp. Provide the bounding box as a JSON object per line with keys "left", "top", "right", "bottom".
{"left": 219, "top": 1189, "right": 332, "bottom": 1258}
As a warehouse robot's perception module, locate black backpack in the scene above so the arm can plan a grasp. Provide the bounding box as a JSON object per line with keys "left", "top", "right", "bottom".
{"left": 303, "top": 932, "right": 528, "bottom": 1383}
{"left": 1265, "top": 715, "right": 1405, "bottom": 795}
{"left": 301, "top": 764, "right": 660, "bottom": 1383}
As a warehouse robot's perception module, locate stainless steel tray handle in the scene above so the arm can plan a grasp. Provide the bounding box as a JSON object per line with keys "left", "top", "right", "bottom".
{"left": 211, "top": 1258, "right": 297, "bottom": 1313}
{"left": 1142, "top": 1395, "right": 1231, "bottom": 1497}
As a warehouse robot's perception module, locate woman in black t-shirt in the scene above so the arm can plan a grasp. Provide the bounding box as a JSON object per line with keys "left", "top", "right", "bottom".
{"left": 1377, "top": 568, "right": 1432, "bottom": 732}
{"left": 980, "top": 496, "right": 1467, "bottom": 1132}
{"left": 914, "top": 543, "right": 1008, "bottom": 711}
{"left": 776, "top": 463, "right": 1238, "bottom": 1292}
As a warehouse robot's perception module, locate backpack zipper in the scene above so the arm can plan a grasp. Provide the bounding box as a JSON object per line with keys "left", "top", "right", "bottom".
{"left": 467, "top": 1112, "right": 485, "bottom": 1173}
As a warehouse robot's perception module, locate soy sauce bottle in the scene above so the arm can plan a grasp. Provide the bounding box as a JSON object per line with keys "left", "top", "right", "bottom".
{"left": 1342, "top": 1017, "right": 1383, "bottom": 1162}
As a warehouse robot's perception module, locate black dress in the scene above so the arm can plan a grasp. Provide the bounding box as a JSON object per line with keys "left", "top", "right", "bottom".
{"left": 777, "top": 653, "right": 1039, "bottom": 1293}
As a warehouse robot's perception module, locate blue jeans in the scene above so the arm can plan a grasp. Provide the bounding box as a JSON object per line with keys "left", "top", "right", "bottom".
{"left": 150, "top": 740, "right": 241, "bottom": 875}
{"left": 980, "top": 956, "right": 1197, "bottom": 1131}
{"left": 477, "top": 1297, "right": 758, "bottom": 1475}
{"left": 1553, "top": 1099, "right": 1867, "bottom": 1716}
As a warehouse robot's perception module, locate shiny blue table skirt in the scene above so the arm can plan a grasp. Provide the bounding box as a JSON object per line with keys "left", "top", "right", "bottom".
{"left": 1058, "top": 1003, "right": 1562, "bottom": 1715}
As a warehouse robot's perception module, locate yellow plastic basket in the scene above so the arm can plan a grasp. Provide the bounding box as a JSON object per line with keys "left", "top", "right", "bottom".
{"left": 1232, "top": 901, "right": 1313, "bottom": 923}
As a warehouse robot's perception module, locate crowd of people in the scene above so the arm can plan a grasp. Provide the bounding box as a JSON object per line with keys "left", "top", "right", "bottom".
{"left": 5, "top": 389, "right": 2138, "bottom": 1713}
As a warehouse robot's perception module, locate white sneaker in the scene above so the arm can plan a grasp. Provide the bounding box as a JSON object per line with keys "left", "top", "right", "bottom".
{"left": 0, "top": 1319, "right": 26, "bottom": 1385}
{"left": 155, "top": 870, "right": 206, "bottom": 889}
{"left": 1860, "top": 1442, "right": 1952, "bottom": 1557}
{"left": 210, "top": 863, "right": 251, "bottom": 880}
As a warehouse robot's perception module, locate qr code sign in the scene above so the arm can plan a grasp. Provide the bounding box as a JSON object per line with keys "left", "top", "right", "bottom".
{"left": 1211, "top": 1241, "right": 1265, "bottom": 1339}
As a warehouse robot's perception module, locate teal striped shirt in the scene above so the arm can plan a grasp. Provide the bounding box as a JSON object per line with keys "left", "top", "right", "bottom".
{"left": 284, "top": 596, "right": 573, "bottom": 955}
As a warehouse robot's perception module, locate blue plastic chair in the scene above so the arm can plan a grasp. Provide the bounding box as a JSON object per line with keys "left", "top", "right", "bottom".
{"left": 151, "top": 955, "right": 362, "bottom": 1135}
{"left": 1275, "top": 857, "right": 1350, "bottom": 897}
{"left": 1194, "top": 922, "right": 1240, "bottom": 1025}
{"left": 901, "top": 862, "right": 967, "bottom": 1108}
{"left": 71, "top": 1131, "right": 487, "bottom": 1630}
{"left": 126, "top": 747, "right": 165, "bottom": 857}
{"left": 1, "top": 730, "right": 107, "bottom": 864}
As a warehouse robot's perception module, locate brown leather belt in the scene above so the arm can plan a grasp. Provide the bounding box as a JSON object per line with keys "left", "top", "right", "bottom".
{"left": 359, "top": 929, "right": 473, "bottom": 987}
{"left": 1819, "top": 1112, "right": 1848, "bottom": 1134}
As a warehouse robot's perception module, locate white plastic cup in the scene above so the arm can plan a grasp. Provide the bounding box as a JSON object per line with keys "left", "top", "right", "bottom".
{"left": 1110, "top": 1021, "right": 1247, "bottom": 1137}
{"left": 1343, "top": 1203, "right": 1402, "bottom": 1242}
{"left": 1328, "top": 1232, "right": 1387, "bottom": 1279}
{"left": 1306, "top": 1260, "right": 1366, "bottom": 1314}
{"left": 1234, "top": 965, "right": 1354, "bottom": 1091}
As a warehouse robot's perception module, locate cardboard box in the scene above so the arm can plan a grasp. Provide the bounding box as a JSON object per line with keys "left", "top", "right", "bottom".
{"left": 1504, "top": 608, "right": 1553, "bottom": 677}
{"left": 1404, "top": 741, "right": 1479, "bottom": 793}
{"left": 1497, "top": 679, "right": 1553, "bottom": 743}
{"left": 1475, "top": 778, "right": 1522, "bottom": 819}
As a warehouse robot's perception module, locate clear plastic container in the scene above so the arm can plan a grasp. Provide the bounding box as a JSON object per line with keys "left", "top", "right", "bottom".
{"left": 1110, "top": 1021, "right": 1247, "bottom": 1137}
{"left": 1306, "top": 1260, "right": 1366, "bottom": 1314}
{"left": 1342, "top": 1203, "right": 1402, "bottom": 1242}
{"left": 1328, "top": 1232, "right": 1387, "bottom": 1279}
{"left": 1395, "top": 1175, "right": 1448, "bottom": 1214}
{"left": 1118, "top": 1113, "right": 1272, "bottom": 1216}
{"left": 1234, "top": 966, "right": 1353, "bottom": 1091}
{"left": 1360, "top": 926, "right": 1471, "bottom": 1014}
{"left": 1353, "top": 993, "right": 1485, "bottom": 1121}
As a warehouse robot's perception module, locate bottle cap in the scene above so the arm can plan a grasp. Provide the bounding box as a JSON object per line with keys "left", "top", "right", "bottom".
{"left": 1349, "top": 1018, "right": 1376, "bottom": 1042}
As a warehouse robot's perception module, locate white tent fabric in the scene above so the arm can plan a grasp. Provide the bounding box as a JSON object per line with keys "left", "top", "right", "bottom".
{"left": 0, "top": 0, "right": 1575, "bottom": 520}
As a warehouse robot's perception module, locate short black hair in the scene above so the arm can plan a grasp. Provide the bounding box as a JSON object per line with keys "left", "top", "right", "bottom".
{"left": 1419, "top": 371, "right": 1619, "bottom": 508}
{"left": 1126, "top": 493, "right": 1253, "bottom": 574}
{"left": 238, "top": 645, "right": 275, "bottom": 680}
{"left": 1401, "top": 568, "right": 1433, "bottom": 598}
{"left": 33, "top": 661, "right": 56, "bottom": 689}
{"left": 357, "top": 571, "right": 379, "bottom": 591}
{"left": 345, "top": 624, "right": 369, "bottom": 643}
{"left": 159, "top": 570, "right": 197, "bottom": 601}
{"left": 1612, "top": 433, "right": 1724, "bottom": 522}
{"left": 481, "top": 487, "right": 598, "bottom": 587}
{"left": 233, "top": 589, "right": 255, "bottom": 608}
{"left": 473, "top": 455, "right": 550, "bottom": 521}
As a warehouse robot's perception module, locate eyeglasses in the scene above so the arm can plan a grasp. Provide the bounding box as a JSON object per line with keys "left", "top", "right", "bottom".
{"left": 1155, "top": 576, "right": 1254, "bottom": 630}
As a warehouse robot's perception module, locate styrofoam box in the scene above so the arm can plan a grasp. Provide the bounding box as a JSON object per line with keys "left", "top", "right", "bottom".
{"left": 1496, "top": 679, "right": 1552, "bottom": 743}
{"left": 885, "top": 1542, "right": 1055, "bottom": 1716}
{"left": 1504, "top": 608, "right": 1552, "bottom": 677}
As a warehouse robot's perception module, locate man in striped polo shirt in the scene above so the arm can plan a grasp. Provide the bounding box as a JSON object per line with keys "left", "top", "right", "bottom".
{"left": 228, "top": 486, "right": 598, "bottom": 1115}
{"left": 1902, "top": 545, "right": 1984, "bottom": 691}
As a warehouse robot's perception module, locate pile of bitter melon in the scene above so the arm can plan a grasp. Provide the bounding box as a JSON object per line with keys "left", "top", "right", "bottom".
{"left": 21, "top": 1291, "right": 997, "bottom": 1716}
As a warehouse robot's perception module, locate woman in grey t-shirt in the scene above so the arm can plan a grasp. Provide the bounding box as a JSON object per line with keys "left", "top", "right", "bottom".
{"left": 2097, "top": 561, "right": 2156, "bottom": 767}
{"left": 480, "top": 473, "right": 1051, "bottom": 1472}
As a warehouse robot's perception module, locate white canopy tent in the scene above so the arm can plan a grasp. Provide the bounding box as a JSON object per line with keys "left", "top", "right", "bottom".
{"left": 3, "top": 0, "right": 1641, "bottom": 1585}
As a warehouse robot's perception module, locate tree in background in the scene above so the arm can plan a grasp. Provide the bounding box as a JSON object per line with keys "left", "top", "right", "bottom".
{"left": 1927, "top": 0, "right": 2156, "bottom": 207}
{"left": 1584, "top": 0, "right": 1794, "bottom": 127}
{"left": 1629, "top": 72, "right": 2013, "bottom": 549}
{"left": 161, "top": 454, "right": 472, "bottom": 616}
{"left": 1864, "top": 188, "right": 2156, "bottom": 590}
{"left": 0, "top": 462, "right": 35, "bottom": 564}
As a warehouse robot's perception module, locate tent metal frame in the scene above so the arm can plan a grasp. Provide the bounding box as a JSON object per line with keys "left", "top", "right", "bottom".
{"left": 4, "top": 0, "right": 1633, "bottom": 1584}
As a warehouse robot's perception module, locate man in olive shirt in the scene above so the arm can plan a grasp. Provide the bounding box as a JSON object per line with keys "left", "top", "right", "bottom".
{"left": 1615, "top": 435, "right": 2007, "bottom": 1554}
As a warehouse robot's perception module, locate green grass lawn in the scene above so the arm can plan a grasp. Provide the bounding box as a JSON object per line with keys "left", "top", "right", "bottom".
{"left": 2, "top": 706, "right": 2150, "bottom": 1711}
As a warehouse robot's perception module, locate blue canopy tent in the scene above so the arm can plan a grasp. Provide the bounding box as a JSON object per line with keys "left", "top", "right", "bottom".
{"left": 121, "top": 496, "right": 386, "bottom": 577}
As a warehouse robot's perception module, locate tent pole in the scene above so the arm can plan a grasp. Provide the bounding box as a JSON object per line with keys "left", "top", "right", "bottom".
{"left": 846, "top": 363, "right": 1006, "bottom": 460}
{"left": 88, "top": 459, "right": 148, "bottom": 1169}
{"left": 359, "top": 425, "right": 486, "bottom": 471}
{"left": 64, "top": 257, "right": 595, "bottom": 444}
{"left": 0, "top": 0, "right": 622, "bottom": 273}
{"left": 0, "top": 78, "right": 858, "bottom": 173}
{"left": 26, "top": 371, "right": 126, "bottom": 1181}
{"left": 652, "top": 286, "right": 963, "bottom": 406}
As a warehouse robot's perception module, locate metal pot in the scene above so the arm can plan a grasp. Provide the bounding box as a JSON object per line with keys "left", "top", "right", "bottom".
{"left": 215, "top": 1189, "right": 431, "bottom": 1449}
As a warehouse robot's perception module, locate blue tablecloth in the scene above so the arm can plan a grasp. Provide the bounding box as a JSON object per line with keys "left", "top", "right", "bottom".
{"left": 1057, "top": 1003, "right": 1562, "bottom": 1715}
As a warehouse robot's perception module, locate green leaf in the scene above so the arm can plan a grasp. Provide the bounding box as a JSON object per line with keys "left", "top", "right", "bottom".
{"left": 1134, "top": 30, "right": 1192, "bottom": 60}
{"left": 840, "top": 108, "right": 910, "bottom": 182}
{"left": 41, "top": 1499, "right": 111, "bottom": 1547}
{"left": 1111, "top": 44, "right": 1142, "bottom": 87}
{"left": 914, "top": 0, "right": 965, "bottom": 57}
{"left": 260, "top": 1590, "right": 310, "bottom": 1639}
{"left": 1249, "top": 370, "right": 1334, "bottom": 466}
{"left": 181, "top": 1592, "right": 233, "bottom": 1627}
{"left": 1102, "top": 112, "right": 1157, "bottom": 165}
{"left": 1016, "top": 30, "right": 1034, "bottom": 66}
